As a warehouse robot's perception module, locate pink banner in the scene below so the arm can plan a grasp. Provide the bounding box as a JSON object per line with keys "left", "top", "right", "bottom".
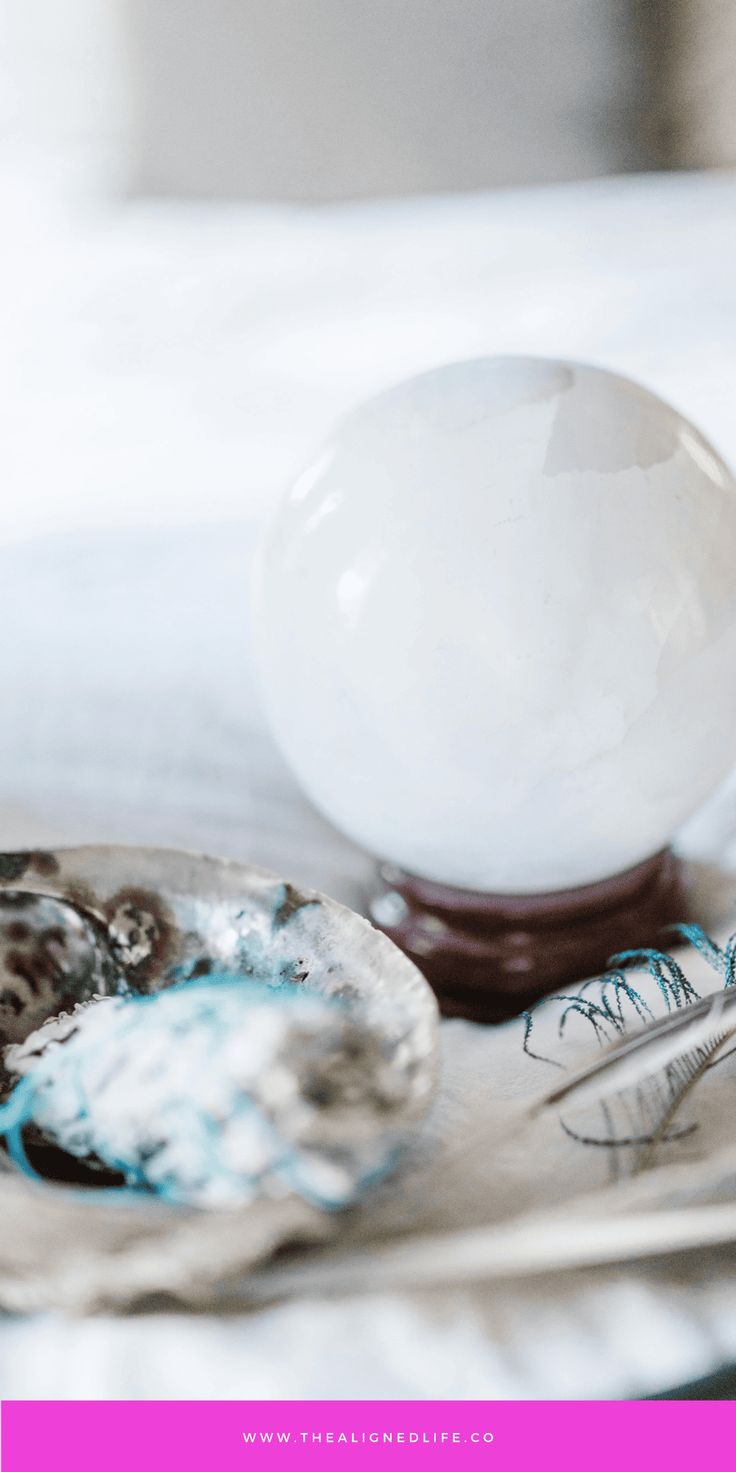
{"left": 2, "top": 1399, "right": 732, "bottom": 1470}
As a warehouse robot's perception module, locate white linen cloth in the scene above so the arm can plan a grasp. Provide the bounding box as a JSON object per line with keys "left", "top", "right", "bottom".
{"left": 2, "top": 168, "right": 736, "bottom": 1397}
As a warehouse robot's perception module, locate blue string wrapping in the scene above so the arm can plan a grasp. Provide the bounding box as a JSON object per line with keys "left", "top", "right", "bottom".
{"left": 0, "top": 975, "right": 401, "bottom": 1211}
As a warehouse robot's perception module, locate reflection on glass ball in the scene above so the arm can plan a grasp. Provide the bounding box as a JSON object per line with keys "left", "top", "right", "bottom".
{"left": 255, "top": 357, "right": 736, "bottom": 893}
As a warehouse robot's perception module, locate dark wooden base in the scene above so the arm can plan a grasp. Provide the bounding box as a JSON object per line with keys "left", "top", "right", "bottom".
{"left": 369, "top": 849, "right": 687, "bottom": 1023}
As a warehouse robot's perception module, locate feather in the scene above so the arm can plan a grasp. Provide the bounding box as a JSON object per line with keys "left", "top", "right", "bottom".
{"left": 633, "top": 1033, "right": 728, "bottom": 1173}
{"left": 532, "top": 986, "right": 736, "bottom": 1116}
{"left": 238, "top": 1199, "right": 736, "bottom": 1304}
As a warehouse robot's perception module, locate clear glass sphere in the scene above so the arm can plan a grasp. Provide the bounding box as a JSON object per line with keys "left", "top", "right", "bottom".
{"left": 255, "top": 357, "right": 736, "bottom": 893}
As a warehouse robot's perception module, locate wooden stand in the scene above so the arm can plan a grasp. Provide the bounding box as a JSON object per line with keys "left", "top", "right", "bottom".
{"left": 369, "top": 849, "right": 687, "bottom": 1023}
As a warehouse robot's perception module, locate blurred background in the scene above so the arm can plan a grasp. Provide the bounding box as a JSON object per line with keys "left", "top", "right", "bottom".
{"left": 3, "top": 1, "right": 736, "bottom": 198}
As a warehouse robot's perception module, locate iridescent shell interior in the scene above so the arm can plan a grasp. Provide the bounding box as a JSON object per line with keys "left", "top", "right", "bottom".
{"left": 0, "top": 846, "right": 438, "bottom": 1188}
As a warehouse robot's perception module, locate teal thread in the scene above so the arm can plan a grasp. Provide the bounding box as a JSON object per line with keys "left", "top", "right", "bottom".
{"left": 0, "top": 971, "right": 385, "bottom": 1210}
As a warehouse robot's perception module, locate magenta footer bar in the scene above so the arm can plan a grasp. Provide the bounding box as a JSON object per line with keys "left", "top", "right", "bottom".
{"left": 1, "top": 1399, "right": 733, "bottom": 1470}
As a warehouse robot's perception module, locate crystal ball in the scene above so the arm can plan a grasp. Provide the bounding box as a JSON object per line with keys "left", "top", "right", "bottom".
{"left": 255, "top": 357, "right": 736, "bottom": 893}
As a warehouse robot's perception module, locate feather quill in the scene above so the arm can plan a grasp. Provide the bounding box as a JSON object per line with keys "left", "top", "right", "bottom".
{"left": 633, "top": 1033, "right": 727, "bottom": 1173}
{"left": 532, "top": 986, "right": 736, "bottom": 1116}
{"left": 238, "top": 1200, "right": 736, "bottom": 1304}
